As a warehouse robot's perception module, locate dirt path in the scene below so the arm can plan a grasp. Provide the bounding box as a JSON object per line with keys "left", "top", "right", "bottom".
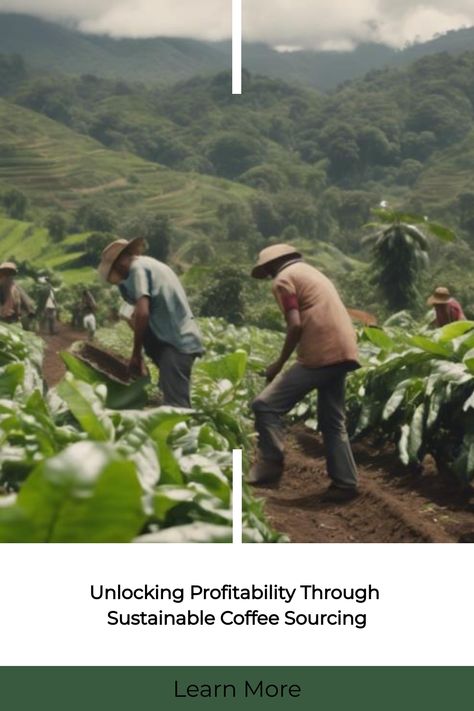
{"left": 41, "top": 324, "right": 85, "bottom": 388}
{"left": 257, "top": 425, "right": 474, "bottom": 543}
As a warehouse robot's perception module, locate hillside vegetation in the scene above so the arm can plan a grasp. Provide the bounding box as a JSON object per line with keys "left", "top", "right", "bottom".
{"left": 1, "top": 44, "right": 474, "bottom": 318}
{"left": 0, "top": 99, "right": 252, "bottom": 216}
{"left": 8, "top": 50, "right": 474, "bottom": 223}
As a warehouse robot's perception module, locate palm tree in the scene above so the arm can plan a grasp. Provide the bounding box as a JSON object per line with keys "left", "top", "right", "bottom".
{"left": 364, "top": 207, "right": 455, "bottom": 311}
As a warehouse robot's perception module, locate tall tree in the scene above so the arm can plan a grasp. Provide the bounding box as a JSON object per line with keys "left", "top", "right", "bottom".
{"left": 364, "top": 208, "right": 455, "bottom": 311}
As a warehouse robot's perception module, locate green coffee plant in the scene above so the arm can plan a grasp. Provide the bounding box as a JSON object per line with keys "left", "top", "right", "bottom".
{"left": 0, "top": 320, "right": 287, "bottom": 542}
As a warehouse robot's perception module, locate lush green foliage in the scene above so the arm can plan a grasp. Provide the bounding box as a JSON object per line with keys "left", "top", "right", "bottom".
{"left": 2, "top": 187, "right": 28, "bottom": 219}
{"left": 299, "top": 318, "right": 474, "bottom": 484}
{"left": 351, "top": 321, "right": 474, "bottom": 483}
{"left": 0, "top": 320, "right": 286, "bottom": 543}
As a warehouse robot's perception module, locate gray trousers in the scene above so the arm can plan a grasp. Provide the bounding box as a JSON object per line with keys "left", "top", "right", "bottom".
{"left": 252, "top": 362, "right": 358, "bottom": 489}
{"left": 143, "top": 330, "right": 196, "bottom": 408}
{"left": 43, "top": 308, "right": 57, "bottom": 335}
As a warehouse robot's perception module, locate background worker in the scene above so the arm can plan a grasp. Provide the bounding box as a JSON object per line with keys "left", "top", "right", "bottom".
{"left": 428, "top": 286, "right": 465, "bottom": 327}
{"left": 0, "top": 262, "right": 35, "bottom": 325}
{"left": 81, "top": 289, "right": 97, "bottom": 340}
{"left": 98, "top": 237, "right": 203, "bottom": 407}
{"left": 38, "top": 277, "right": 59, "bottom": 335}
{"left": 249, "top": 244, "right": 359, "bottom": 503}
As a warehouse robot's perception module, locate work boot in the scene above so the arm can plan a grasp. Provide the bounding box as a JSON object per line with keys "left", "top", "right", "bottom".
{"left": 247, "top": 458, "right": 283, "bottom": 486}
{"left": 320, "top": 483, "right": 359, "bottom": 503}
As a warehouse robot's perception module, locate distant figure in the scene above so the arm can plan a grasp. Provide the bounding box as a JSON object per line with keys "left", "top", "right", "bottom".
{"left": 83, "top": 311, "right": 97, "bottom": 340}
{"left": 39, "top": 277, "right": 59, "bottom": 335}
{"left": 0, "top": 261, "right": 35, "bottom": 325}
{"left": 427, "top": 287, "right": 465, "bottom": 328}
{"left": 81, "top": 289, "right": 97, "bottom": 340}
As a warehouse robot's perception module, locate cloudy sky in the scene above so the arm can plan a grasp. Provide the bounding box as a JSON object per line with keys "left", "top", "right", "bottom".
{"left": 0, "top": 1, "right": 473, "bottom": 49}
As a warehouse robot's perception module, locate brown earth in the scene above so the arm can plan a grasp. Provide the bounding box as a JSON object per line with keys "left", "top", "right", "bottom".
{"left": 255, "top": 425, "right": 474, "bottom": 543}
{"left": 41, "top": 323, "right": 86, "bottom": 388}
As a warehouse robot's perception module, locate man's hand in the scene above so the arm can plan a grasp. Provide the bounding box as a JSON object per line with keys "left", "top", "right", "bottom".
{"left": 265, "top": 360, "right": 283, "bottom": 383}
{"left": 129, "top": 352, "right": 147, "bottom": 378}
{"left": 128, "top": 296, "right": 150, "bottom": 374}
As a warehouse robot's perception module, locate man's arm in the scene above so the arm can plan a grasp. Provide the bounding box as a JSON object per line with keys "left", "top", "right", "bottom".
{"left": 129, "top": 295, "right": 150, "bottom": 376}
{"left": 265, "top": 306, "right": 302, "bottom": 382}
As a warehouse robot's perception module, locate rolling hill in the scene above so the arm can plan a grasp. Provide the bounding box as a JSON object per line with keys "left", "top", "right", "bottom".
{"left": 1, "top": 21, "right": 474, "bottom": 312}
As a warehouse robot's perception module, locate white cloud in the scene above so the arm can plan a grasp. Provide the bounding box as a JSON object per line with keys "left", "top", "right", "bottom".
{"left": 0, "top": 0, "right": 472, "bottom": 47}
{"left": 79, "top": 1, "right": 230, "bottom": 40}
{"left": 242, "top": 0, "right": 474, "bottom": 48}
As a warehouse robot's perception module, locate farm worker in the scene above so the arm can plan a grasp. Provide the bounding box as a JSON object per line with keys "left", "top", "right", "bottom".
{"left": 0, "top": 262, "right": 35, "bottom": 325}
{"left": 98, "top": 237, "right": 203, "bottom": 407}
{"left": 81, "top": 289, "right": 97, "bottom": 340}
{"left": 249, "top": 244, "right": 360, "bottom": 503}
{"left": 38, "top": 276, "right": 59, "bottom": 335}
{"left": 427, "top": 287, "right": 465, "bottom": 327}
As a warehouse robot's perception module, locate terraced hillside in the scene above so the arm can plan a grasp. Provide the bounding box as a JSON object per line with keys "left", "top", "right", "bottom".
{"left": 0, "top": 216, "right": 94, "bottom": 282}
{"left": 414, "top": 129, "right": 474, "bottom": 215}
{"left": 0, "top": 100, "right": 254, "bottom": 226}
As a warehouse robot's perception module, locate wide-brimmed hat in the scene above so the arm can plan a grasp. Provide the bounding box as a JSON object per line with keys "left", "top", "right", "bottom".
{"left": 251, "top": 244, "right": 302, "bottom": 279}
{"left": 427, "top": 286, "right": 451, "bottom": 306}
{"left": 0, "top": 261, "right": 18, "bottom": 275}
{"left": 98, "top": 237, "right": 146, "bottom": 284}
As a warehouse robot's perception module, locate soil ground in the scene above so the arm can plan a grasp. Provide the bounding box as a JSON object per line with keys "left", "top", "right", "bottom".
{"left": 41, "top": 323, "right": 86, "bottom": 388}
{"left": 255, "top": 425, "right": 474, "bottom": 543}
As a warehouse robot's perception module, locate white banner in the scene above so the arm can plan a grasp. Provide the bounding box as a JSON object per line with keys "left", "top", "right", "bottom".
{"left": 0, "top": 543, "right": 472, "bottom": 666}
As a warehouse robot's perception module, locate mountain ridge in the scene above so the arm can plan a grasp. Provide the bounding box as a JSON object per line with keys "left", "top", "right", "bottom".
{"left": 1, "top": 12, "right": 474, "bottom": 90}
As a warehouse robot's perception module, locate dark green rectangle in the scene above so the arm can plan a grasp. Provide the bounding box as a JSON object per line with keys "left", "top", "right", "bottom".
{"left": 0, "top": 667, "right": 472, "bottom": 710}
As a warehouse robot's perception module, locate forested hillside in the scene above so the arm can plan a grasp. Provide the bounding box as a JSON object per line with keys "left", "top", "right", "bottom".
{"left": 1, "top": 43, "right": 474, "bottom": 320}
{"left": 5, "top": 50, "right": 474, "bottom": 235}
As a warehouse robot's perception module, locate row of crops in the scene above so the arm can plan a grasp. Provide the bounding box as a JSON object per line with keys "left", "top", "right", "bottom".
{"left": 0, "top": 319, "right": 286, "bottom": 543}
{"left": 1, "top": 313, "right": 473, "bottom": 543}
{"left": 352, "top": 320, "right": 474, "bottom": 483}
{"left": 298, "top": 315, "right": 474, "bottom": 484}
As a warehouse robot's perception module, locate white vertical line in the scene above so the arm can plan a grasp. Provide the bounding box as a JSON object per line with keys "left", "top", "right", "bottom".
{"left": 232, "top": 0, "right": 242, "bottom": 94}
{"left": 232, "top": 449, "right": 243, "bottom": 544}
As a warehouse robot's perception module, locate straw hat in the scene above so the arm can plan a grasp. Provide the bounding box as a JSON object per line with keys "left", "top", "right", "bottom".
{"left": 0, "top": 261, "right": 18, "bottom": 275}
{"left": 251, "top": 244, "right": 302, "bottom": 279}
{"left": 427, "top": 286, "right": 451, "bottom": 306}
{"left": 98, "top": 237, "right": 145, "bottom": 284}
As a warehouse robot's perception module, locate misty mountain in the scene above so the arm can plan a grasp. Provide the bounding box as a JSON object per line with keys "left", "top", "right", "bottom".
{"left": 0, "top": 12, "right": 474, "bottom": 89}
